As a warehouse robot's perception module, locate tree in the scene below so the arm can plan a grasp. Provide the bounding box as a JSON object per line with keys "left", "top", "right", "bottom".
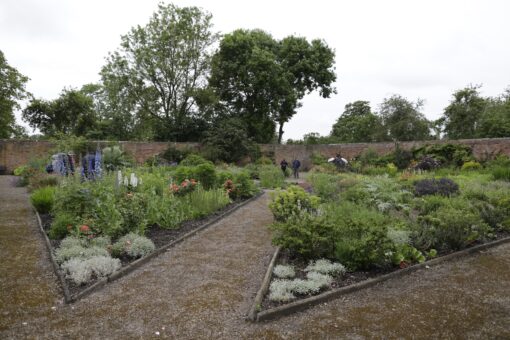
{"left": 209, "top": 29, "right": 336, "bottom": 144}
{"left": 100, "top": 3, "right": 219, "bottom": 141}
{"left": 330, "top": 101, "right": 384, "bottom": 142}
{"left": 442, "top": 85, "right": 486, "bottom": 139}
{"left": 201, "top": 118, "right": 256, "bottom": 163}
{"left": 378, "top": 95, "right": 431, "bottom": 141}
{"left": 22, "top": 88, "right": 97, "bottom": 137}
{"left": 0, "top": 50, "right": 30, "bottom": 138}
{"left": 477, "top": 88, "right": 510, "bottom": 138}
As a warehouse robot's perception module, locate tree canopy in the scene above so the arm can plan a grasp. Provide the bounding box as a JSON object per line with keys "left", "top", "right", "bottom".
{"left": 22, "top": 88, "right": 97, "bottom": 137}
{"left": 0, "top": 50, "right": 30, "bottom": 138}
{"left": 378, "top": 95, "right": 431, "bottom": 141}
{"left": 441, "top": 85, "right": 486, "bottom": 139}
{"left": 209, "top": 29, "right": 336, "bottom": 143}
{"left": 330, "top": 101, "right": 384, "bottom": 142}
{"left": 100, "top": 3, "right": 219, "bottom": 141}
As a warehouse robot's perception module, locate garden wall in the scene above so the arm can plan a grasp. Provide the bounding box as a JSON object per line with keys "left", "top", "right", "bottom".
{"left": 1, "top": 138, "right": 510, "bottom": 173}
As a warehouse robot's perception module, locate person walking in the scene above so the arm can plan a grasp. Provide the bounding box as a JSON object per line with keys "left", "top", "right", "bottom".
{"left": 280, "top": 159, "right": 289, "bottom": 176}
{"left": 291, "top": 158, "right": 301, "bottom": 179}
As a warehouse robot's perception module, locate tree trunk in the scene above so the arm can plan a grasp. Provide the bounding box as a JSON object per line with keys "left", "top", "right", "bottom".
{"left": 277, "top": 122, "right": 284, "bottom": 144}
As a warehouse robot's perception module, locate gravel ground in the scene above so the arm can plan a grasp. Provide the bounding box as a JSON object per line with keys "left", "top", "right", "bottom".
{"left": 1, "top": 175, "right": 509, "bottom": 339}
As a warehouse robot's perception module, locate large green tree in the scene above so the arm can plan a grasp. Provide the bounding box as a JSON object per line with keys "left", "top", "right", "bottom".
{"left": 477, "top": 88, "right": 510, "bottom": 138}
{"left": 330, "top": 101, "right": 384, "bottom": 142}
{"left": 100, "top": 3, "right": 219, "bottom": 141}
{"left": 441, "top": 85, "right": 486, "bottom": 139}
{"left": 378, "top": 95, "right": 431, "bottom": 141}
{"left": 22, "top": 88, "right": 97, "bottom": 137}
{"left": 209, "top": 29, "right": 336, "bottom": 143}
{"left": 0, "top": 50, "right": 30, "bottom": 138}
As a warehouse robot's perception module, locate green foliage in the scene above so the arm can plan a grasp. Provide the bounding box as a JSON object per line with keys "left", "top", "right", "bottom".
{"left": 180, "top": 154, "right": 211, "bottom": 167}
{"left": 358, "top": 148, "right": 381, "bottom": 166}
{"left": 379, "top": 95, "right": 431, "bottom": 141}
{"left": 269, "top": 186, "right": 320, "bottom": 222}
{"left": 0, "top": 50, "right": 30, "bottom": 139}
{"left": 259, "top": 165, "right": 285, "bottom": 189}
{"left": 330, "top": 101, "right": 384, "bottom": 142}
{"left": 270, "top": 213, "right": 336, "bottom": 259}
{"left": 441, "top": 85, "right": 486, "bottom": 139}
{"left": 192, "top": 163, "right": 217, "bottom": 189}
{"left": 416, "top": 205, "right": 492, "bottom": 250}
{"left": 23, "top": 89, "right": 98, "bottom": 137}
{"left": 116, "top": 192, "right": 149, "bottom": 236}
{"left": 49, "top": 213, "right": 76, "bottom": 239}
{"left": 492, "top": 166, "right": 510, "bottom": 181}
{"left": 210, "top": 29, "right": 336, "bottom": 143}
{"left": 30, "top": 186, "right": 55, "bottom": 214}
{"left": 160, "top": 146, "right": 190, "bottom": 163}
{"left": 393, "top": 143, "right": 413, "bottom": 169}
{"left": 201, "top": 118, "right": 257, "bottom": 163}
{"left": 461, "top": 161, "right": 482, "bottom": 171}
{"left": 232, "top": 172, "right": 257, "bottom": 199}
{"left": 100, "top": 3, "right": 219, "bottom": 141}
{"left": 412, "top": 143, "right": 473, "bottom": 167}
{"left": 308, "top": 173, "right": 342, "bottom": 201}
{"left": 256, "top": 156, "right": 274, "bottom": 165}
{"left": 188, "top": 188, "right": 231, "bottom": 218}
{"left": 102, "top": 146, "right": 131, "bottom": 171}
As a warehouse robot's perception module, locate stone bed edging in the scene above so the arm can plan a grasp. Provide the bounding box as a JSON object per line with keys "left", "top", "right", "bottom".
{"left": 33, "top": 191, "right": 264, "bottom": 304}
{"left": 249, "top": 236, "right": 510, "bottom": 322}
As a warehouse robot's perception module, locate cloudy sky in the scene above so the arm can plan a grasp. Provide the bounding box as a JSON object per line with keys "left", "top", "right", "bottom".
{"left": 1, "top": 0, "right": 509, "bottom": 140}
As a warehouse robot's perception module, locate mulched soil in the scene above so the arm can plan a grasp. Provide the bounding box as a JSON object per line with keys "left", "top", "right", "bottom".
{"left": 39, "top": 197, "right": 255, "bottom": 297}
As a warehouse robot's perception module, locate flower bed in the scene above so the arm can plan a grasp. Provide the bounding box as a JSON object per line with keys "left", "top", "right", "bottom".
{"left": 30, "top": 159, "right": 259, "bottom": 300}
{"left": 256, "top": 166, "right": 510, "bottom": 317}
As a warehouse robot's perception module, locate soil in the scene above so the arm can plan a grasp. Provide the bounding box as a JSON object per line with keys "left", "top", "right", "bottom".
{"left": 2, "top": 175, "right": 510, "bottom": 339}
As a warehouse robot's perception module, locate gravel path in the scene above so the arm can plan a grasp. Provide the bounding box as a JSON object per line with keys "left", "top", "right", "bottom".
{"left": 1, "top": 175, "right": 509, "bottom": 339}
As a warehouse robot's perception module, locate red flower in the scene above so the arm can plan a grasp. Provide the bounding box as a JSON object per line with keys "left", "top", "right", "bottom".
{"left": 79, "top": 225, "right": 90, "bottom": 233}
{"left": 399, "top": 261, "right": 409, "bottom": 269}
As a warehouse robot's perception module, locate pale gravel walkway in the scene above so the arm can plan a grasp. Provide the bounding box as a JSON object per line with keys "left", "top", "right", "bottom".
{"left": 1, "top": 175, "right": 510, "bottom": 339}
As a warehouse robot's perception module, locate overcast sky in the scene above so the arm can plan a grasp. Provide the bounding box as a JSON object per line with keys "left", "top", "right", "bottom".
{"left": 1, "top": 0, "right": 509, "bottom": 140}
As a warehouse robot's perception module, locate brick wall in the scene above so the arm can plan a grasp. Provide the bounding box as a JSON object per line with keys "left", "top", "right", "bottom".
{"left": 1, "top": 138, "right": 510, "bottom": 173}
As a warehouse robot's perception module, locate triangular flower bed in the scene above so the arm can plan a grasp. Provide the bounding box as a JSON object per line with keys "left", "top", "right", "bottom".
{"left": 34, "top": 192, "right": 263, "bottom": 303}
{"left": 248, "top": 235, "right": 510, "bottom": 322}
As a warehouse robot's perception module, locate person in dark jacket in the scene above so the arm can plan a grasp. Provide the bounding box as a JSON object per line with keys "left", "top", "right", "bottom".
{"left": 280, "top": 159, "right": 288, "bottom": 176}
{"left": 291, "top": 159, "right": 301, "bottom": 179}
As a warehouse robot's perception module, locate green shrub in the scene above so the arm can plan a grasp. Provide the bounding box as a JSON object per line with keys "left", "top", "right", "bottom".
{"left": 358, "top": 147, "right": 381, "bottom": 166}
{"left": 269, "top": 186, "right": 320, "bottom": 222}
{"left": 308, "top": 173, "right": 341, "bottom": 201}
{"left": 259, "top": 165, "right": 285, "bottom": 189}
{"left": 160, "top": 145, "right": 190, "bottom": 163}
{"left": 270, "top": 213, "right": 336, "bottom": 259}
{"left": 492, "top": 166, "right": 510, "bottom": 181}
{"left": 461, "top": 161, "right": 482, "bottom": 171}
{"left": 117, "top": 192, "right": 148, "bottom": 236}
{"left": 325, "top": 202, "right": 395, "bottom": 270}
{"left": 180, "top": 154, "right": 211, "bottom": 167}
{"left": 30, "top": 186, "right": 55, "bottom": 214}
{"left": 102, "top": 146, "right": 131, "bottom": 171}
{"left": 393, "top": 144, "right": 413, "bottom": 169}
{"left": 188, "top": 188, "right": 231, "bottom": 218}
{"left": 416, "top": 206, "right": 492, "bottom": 250}
{"left": 49, "top": 213, "right": 77, "bottom": 239}
{"left": 232, "top": 172, "right": 256, "bottom": 199}
{"left": 310, "top": 153, "right": 327, "bottom": 166}
{"left": 412, "top": 143, "right": 473, "bottom": 167}
{"left": 193, "top": 163, "right": 217, "bottom": 189}
{"left": 256, "top": 156, "right": 273, "bottom": 165}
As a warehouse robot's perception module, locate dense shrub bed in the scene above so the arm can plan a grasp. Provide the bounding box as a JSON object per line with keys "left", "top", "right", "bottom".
{"left": 265, "top": 161, "right": 510, "bottom": 307}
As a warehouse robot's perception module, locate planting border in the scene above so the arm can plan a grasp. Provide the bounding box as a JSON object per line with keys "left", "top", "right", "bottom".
{"left": 33, "top": 191, "right": 264, "bottom": 304}
{"left": 249, "top": 236, "right": 510, "bottom": 322}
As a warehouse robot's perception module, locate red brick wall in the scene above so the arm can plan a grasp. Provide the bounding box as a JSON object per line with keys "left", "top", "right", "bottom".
{"left": 1, "top": 138, "right": 509, "bottom": 173}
